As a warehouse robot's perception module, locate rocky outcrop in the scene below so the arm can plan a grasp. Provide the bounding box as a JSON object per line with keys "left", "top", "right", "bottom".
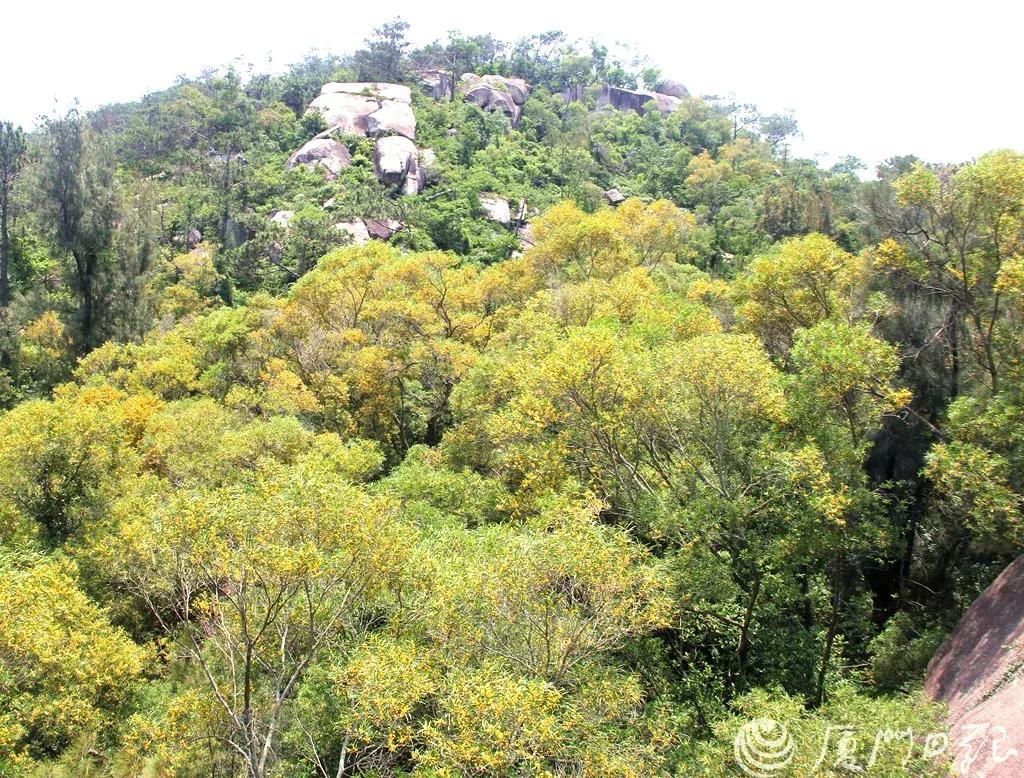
{"left": 307, "top": 82, "right": 416, "bottom": 139}
{"left": 925, "top": 555, "right": 1024, "bottom": 776}
{"left": 295, "top": 81, "right": 435, "bottom": 197}
{"left": 459, "top": 74, "right": 530, "bottom": 127}
{"left": 479, "top": 194, "right": 511, "bottom": 225}
{"left": 286, "top": 138, "right": 352, "bottom": 180}
{"left": 373, "top": 136, "right": 423, "bottom": 195}
{"left": 595, "top": 85, "right": 682, "bottom": 116}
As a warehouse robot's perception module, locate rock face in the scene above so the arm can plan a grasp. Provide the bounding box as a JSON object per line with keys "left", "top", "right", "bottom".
{"left": 307, "top": 82, "right": 416, "bottom": 139}
{"left": 479, "top": 194, "right": 511, "bottom": 225}
{"left": 286, "top": 138, "right": 352, "bottom": 180}
{"left": 459, "top": 74, "right": 530, "bottom": 127}
{"left": 373, "top": 136, "right": 423, "bottom": 195}
{"left": 595, "top": 85, "right": 682, "bottom": 116}
{"left": 925, "top": 555, "right": 1024, "bottom": 777}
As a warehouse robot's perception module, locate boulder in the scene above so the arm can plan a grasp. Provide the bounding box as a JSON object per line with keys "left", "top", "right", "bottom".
{"left": 373, "top": 136, "right": 423, "bottom": 195}
{"left": 320, "top": 82, "right": 411, "bottom": 103}
{"left": 517, "top": 222, "right": 536, "bottom": 250}
{"left": 335, "top": 220, "right": 371, "bottom": 245}
{"left": 286, "top": 138, "right": 352, "bottom": 180}
{"left": 479, "top": 74, "right": 529, "bottom": 106}
{"left": 655, "top": 79, "right": 690, "bottom": 99}
{"left": 270, "top": 210, "right": 294, "bottom": 229}
{"left": 458, "top": 73, "right": 530, "bottom": 127}
{"left": 925, "top": 555, "right": 1024, "bottom": 776}
{"left": 372, "top": 136, "right": 416, "bottom": 186}
{"left": 419, "top": 148, "right": 438, "bottom": 168}
{"left": 365, "top": 101, "right": 416, "bottom": 139}
{"left": 307, "top": 82, "right": 415, "bottom": 139}
{"left": 307, "top": 91, "right": 380, "bottom": 135}
{"left": 418, "top": 69, "right": 454, "bottom": 100}
{"left": 419, "top": 148, "right": 439, "bottom": 185}
{"left": 596, "top": 85, "right": 681, "bottom": 116}
{"left": 364, "top": 219, "right": 404, "bottom": 240}
{"left": 479, "top": 194, "right": 511, "bottom": 225}
{"left": 604, "top": 188, "right": 626, "bottom": 206}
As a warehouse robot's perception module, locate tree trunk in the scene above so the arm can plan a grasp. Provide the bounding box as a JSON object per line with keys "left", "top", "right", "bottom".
{"left": 73, "top": 249, "right": 95, "bottom": 347}
{"left": 814, "top": 567, "right": 842, "bottom": 707}
{"left": 733, "top": 572, "right": 762, "bottom": 689}
{"left": 0, "top": 185, "right": 9, "bottom": 307}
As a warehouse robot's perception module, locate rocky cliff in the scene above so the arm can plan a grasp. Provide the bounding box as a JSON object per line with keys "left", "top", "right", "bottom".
{"left": 925, "top": 555, "right": 1024, "bottom": 776}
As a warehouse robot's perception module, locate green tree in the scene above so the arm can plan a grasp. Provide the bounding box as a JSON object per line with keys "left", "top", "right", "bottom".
{"left": 0, "top": 122, "right": 27, "bottom": 309}
{"left": 38, "top": 109, "right": 119, "bottom": 347}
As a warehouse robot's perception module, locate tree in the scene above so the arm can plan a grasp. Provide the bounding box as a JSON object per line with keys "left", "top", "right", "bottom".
{"left": 0, "top": 122, "right": 27, "bottom": 309}
{"left": 879, "top": 151, "right": 1024, "bottom": 395}
{"left": 38, "top": 109, "right": 118, "bottom": 347}
{"left": 759, "top": 112, "right": 799, "bottom": 155}
{"left": 0, "top": 553, "right": 146, "bottom": 770}
{"left": 357, "top": 18, "right": 411, "bottom": 82}
{"left": 114, "top": 463, "right": 412, "bottom": 778}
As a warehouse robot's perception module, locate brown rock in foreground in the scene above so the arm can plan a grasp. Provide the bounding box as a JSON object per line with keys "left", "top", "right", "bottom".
{"left": 924, "top": 555, "right": 1024, "bottom": 776}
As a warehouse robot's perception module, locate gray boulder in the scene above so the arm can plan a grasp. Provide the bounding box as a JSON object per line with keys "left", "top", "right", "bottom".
{"left": 286, "top": 138, "right": 352, "bottom": 180}
{"left": 335, "top": 220, "right": 371, "bottom": 245}
{"left": 655, "top": 80, "right": 690, "bottom": 99}
{"left": 307, "top": 82, "right": 415, "bottom": 139}
{"left": 479, "top": 194, "right": 511, "bottom": 225}
{"left": 518, "top": 222, "right": 536, "bottom": 250}
{"left": 417, "top": 69, "right": 454, "bottom": 100}
{"left": 596, "top": 85, "right": 681, "bottom": 116}
{"left": 364, "top": 219, "right": 404, "bottom": 240}
{"left": 458, "top": 73, "right": 530, "bottom": 127}
{"left": 320, "top": 82, "right": 411, "bottom": 103}
{"left": 373, "top": 136, "right": 423, "bottom": 195}
{"left": 604, "top": 188, "right": 626, "bottom": 205}
{"left": 366, "top": 101, "right": 416, "bottom": 140}
{"left": 270, "top": 210, "right": 294, "bottom": 230}
{"left": 307, "top": 91, "right": 380, "bottom": 135}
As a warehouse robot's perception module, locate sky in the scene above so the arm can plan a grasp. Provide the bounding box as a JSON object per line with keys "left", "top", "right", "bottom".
{"left": 2, "top": 0, "right": 1019, "bottom": 172}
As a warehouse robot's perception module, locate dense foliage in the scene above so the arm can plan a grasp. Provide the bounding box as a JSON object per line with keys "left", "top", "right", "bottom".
{"left": 0, "top": 20, "right": 1020, "bottom": 777}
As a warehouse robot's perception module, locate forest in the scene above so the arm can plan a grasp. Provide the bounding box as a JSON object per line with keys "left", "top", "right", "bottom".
{"left": 0, "top": 18, "right": 1021, "bottom": 777}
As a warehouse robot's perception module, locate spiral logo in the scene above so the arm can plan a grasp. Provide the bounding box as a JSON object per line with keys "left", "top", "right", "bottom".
{"left": 734, "top": 718, "right": 795, "bottom": 776}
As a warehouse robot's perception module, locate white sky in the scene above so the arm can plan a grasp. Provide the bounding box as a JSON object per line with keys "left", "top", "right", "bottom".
{"left": 2, "top": 0, "right": 1019, "bottom": 171}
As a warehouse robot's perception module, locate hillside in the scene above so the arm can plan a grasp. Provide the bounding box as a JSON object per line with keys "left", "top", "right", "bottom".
{"left": 0, "top": 20, "right": 1022, "bottom": 778}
